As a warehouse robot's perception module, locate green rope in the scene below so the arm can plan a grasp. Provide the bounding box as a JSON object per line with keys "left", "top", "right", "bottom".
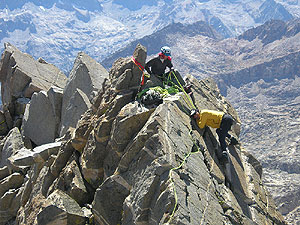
{"left": 170, "top": 71, "right": 196, "bottom": 109}
{"left": 166, "top": 131, "right": 202, "bottom": 224}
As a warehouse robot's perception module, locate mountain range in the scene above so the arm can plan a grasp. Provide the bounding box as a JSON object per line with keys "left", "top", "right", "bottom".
{"left": 1, "top": 1, "right": 300, "bottom": 224}
{"left": 0, "top": 0, "right": 299, "bottom": 72}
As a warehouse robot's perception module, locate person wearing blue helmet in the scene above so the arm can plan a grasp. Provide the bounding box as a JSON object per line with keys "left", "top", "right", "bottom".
{"left": 144, "top": 46, "right": 185, "bottom": 88}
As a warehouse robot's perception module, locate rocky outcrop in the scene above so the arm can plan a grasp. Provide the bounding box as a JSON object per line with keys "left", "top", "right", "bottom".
{"left": 0, "top": 43, "right": 68, "bottom": 146}
{"left": 0, "top": 42, "right": 67, "bottom": 105}
{"left": 60, "top": 52, "right": 109, "bottom": 136}
{"left": 0, "top": 44, "right": 286, "bottom": 225}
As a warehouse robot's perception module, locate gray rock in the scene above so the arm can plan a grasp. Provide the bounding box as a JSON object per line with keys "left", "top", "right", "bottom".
{"left": 0, "top": 43, "right": 67, "bottom": 105}
{"left": 0, "top": 110, "right": 8, "bottom": 136}
{"left": 47, "top": 86, "right": 64, "bottom": 137}
{"left": 14, "top": 97, "right": 30, "bottom": 117}
{"left": 9, "top": 142, "right": 62, "bottom": 168}
{"left": 50, "top": 140, "right": 74, "bottom": 178}
{"left": 60, "top": 52, "right": 108, "bottom": 137}
{"left": 37, "top": 189, "right": 87, "bottom": 225}
{"left": 0, "top": 166, "right": 9, "bottom": 180}
{"left": 92, "top": 175, "right": 130, "bottom": 225}
{"left": 22, "top": 91, "right": 57, "bottom": 146}
{"left": 0, "top": 172, "right": 24, "bottom": 198}
{"left": 48, "top": 156, "right": 93, "bottom": 206}
{"left": 103, "top": 101, "right": 154, "bottom": 177}
{"left": 0, "top": 188, "right": 22, "bottom": 224}
{"left": 0, "top": 127, "right": 24, "bottom": 167}
{"left": 109, "top": 44, "right": 146, "bottom": 91}
{"left": 60, "top": 88, "right": 92, "bottom": 136}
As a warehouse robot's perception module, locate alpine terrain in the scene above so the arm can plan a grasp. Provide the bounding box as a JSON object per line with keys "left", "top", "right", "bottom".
{"left": 102, "top": 18, "right": 300, "bottom": 224}
{"left": 0, "top": 1, "right": 299, "bottom": 225}
{"left": 0, "top": 42, "right": 286, "bottom": 225}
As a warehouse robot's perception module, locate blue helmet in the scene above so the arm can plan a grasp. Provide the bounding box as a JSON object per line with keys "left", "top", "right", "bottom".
{"left": 161, "top": 46, "right": 171, "bottom": 56}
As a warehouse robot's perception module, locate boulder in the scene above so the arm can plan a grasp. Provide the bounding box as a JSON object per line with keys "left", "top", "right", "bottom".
{"left": 0, "top": 172, "right": 24, "bottom": 198}
{"left": 48, "top": 156, "right": 93, "bottom": 206}
{"left": 9, "top": 142, "right": 62, "bottom": 168}
{"left": 0, "top": 187, "right": 22, "bottom": 224}
{"left": 47, "top": 86, "right": 64, "bottom": 137}
{"left": 22, "top": 91, "right": 56, "bottom": 146}
{"left": 0, "top": 127, "right": 24, "bottom": 167}
{"left": 0, "top": 166, "right": 9, "bottom": 180}
{"left": 37, "top": 189, "right": 87, "bottom": 225}
{"left": 60, "top": 88, "right": 92, "bottom": 136}
{"left": 0, "top": 42, "right": 67, "bottom": 105}
{"left": 60, "top": 52, "right": 108, "bottom": 136}
{"left": 0, "top": 110, "right": 8, "bottom": 136}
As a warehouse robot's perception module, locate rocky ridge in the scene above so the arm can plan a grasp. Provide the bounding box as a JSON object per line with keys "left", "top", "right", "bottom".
{"left": 100, "top": 18, "right": 300, "bottom": 224}
{"left": 0, "top": 43, "right": 286, "bottom": 224}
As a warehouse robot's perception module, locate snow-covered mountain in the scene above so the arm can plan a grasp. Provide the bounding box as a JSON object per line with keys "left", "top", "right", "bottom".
{"left": 0, "top": 0, "right": 298, "bottom": 72}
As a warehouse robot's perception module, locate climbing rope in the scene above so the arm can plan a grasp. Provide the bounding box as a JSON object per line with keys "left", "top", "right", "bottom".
{"left": 165, "top": 93, "right": 221, "bottom": 224}
{"left": 166, "top": 131, "right": 202, "bottom": 224}
{"left": 168, "top": 71, "right": 196, "bottom": 110}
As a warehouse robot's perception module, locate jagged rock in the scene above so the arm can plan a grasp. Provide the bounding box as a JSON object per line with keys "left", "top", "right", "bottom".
{"left": 22, "top": 91, "right": 57, "bottom": 146}
{"left": 79, "top": 44, "right": 147, "bottom": 189}
{"left": 60, "top": 52, "right": 109, "bottom": 137}
{"left": 71, "top": 109, "right": 96, "bottom": 152}
{"left": 0, "top": 127, "right": 24, "bottom": 167}
{"left": 9, "top": 142, "right": 62, "bottom": 168}
{"left": 92, "top": 175, "right": 131, "bottom": 225}
{"left": 91, "top": 74, "right": 285, "bottom": 225}
{"left": 16, "top": 159, "right": 56, "bottom": 224}
{"left": 0, "top": 42, "right": 67, "bottom": 105}
{"left": 0, "top": 166, "right": 9, "bottom": 180}
{"left": 50, "top": 140, "right": 75, "bottom": 178}
{"left": 2, "top": 105, "right": 13, "bottom": 130}
{"left": 103, "top": 101, "right": 154, "bottom": 177}
{"left": 37, "top": 189, "right": 87, "bottom": 225}
{"left": 47, "top": 86, "right": 64, "bottom": 137}
{"left": 0, "top": 172, "right": 24, "bottom": 198}
{"left": 0, "top": 187, "right": 22, "bottom": 224}
{"left": 48, "top": 154, "right": 93, "bottom": 206}
{"left": 109, "top": 44, "right": 146, "bottom": 92}
{"left": 60, "top": 88, "right": 92, "bottom": 136}
{"left": 5, "top": 44, "right": 286, "bottom": 225}
{"left": 0, "top": 110, "right": 8, "bottom": 135}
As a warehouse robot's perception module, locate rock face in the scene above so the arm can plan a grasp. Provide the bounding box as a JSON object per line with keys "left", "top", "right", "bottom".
{"left": 0, "top": 43, "right": 68, "bottom": 146}
{"left": 0, "top": 42, "right": 67, "bottom": 105}
{"left": 126, "top": 18, "right": 300, "bottom": 224}
{"left": 0, "top": 44, "right": 286, "bottom": 225}
{"left": 60, "top": 52, "right": 109, "bottom": 136}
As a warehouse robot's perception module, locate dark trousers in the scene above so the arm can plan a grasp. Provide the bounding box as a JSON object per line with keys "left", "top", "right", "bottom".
{"left": 216, "top": 114, "right": 233, "bottom": 152}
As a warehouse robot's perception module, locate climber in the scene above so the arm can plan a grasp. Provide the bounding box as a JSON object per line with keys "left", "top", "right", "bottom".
{"left": 144, "top": 46, "right": 185, "bottom": 88}
{"left": 190, "top": 109, "right": 239, "bottom": 163}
